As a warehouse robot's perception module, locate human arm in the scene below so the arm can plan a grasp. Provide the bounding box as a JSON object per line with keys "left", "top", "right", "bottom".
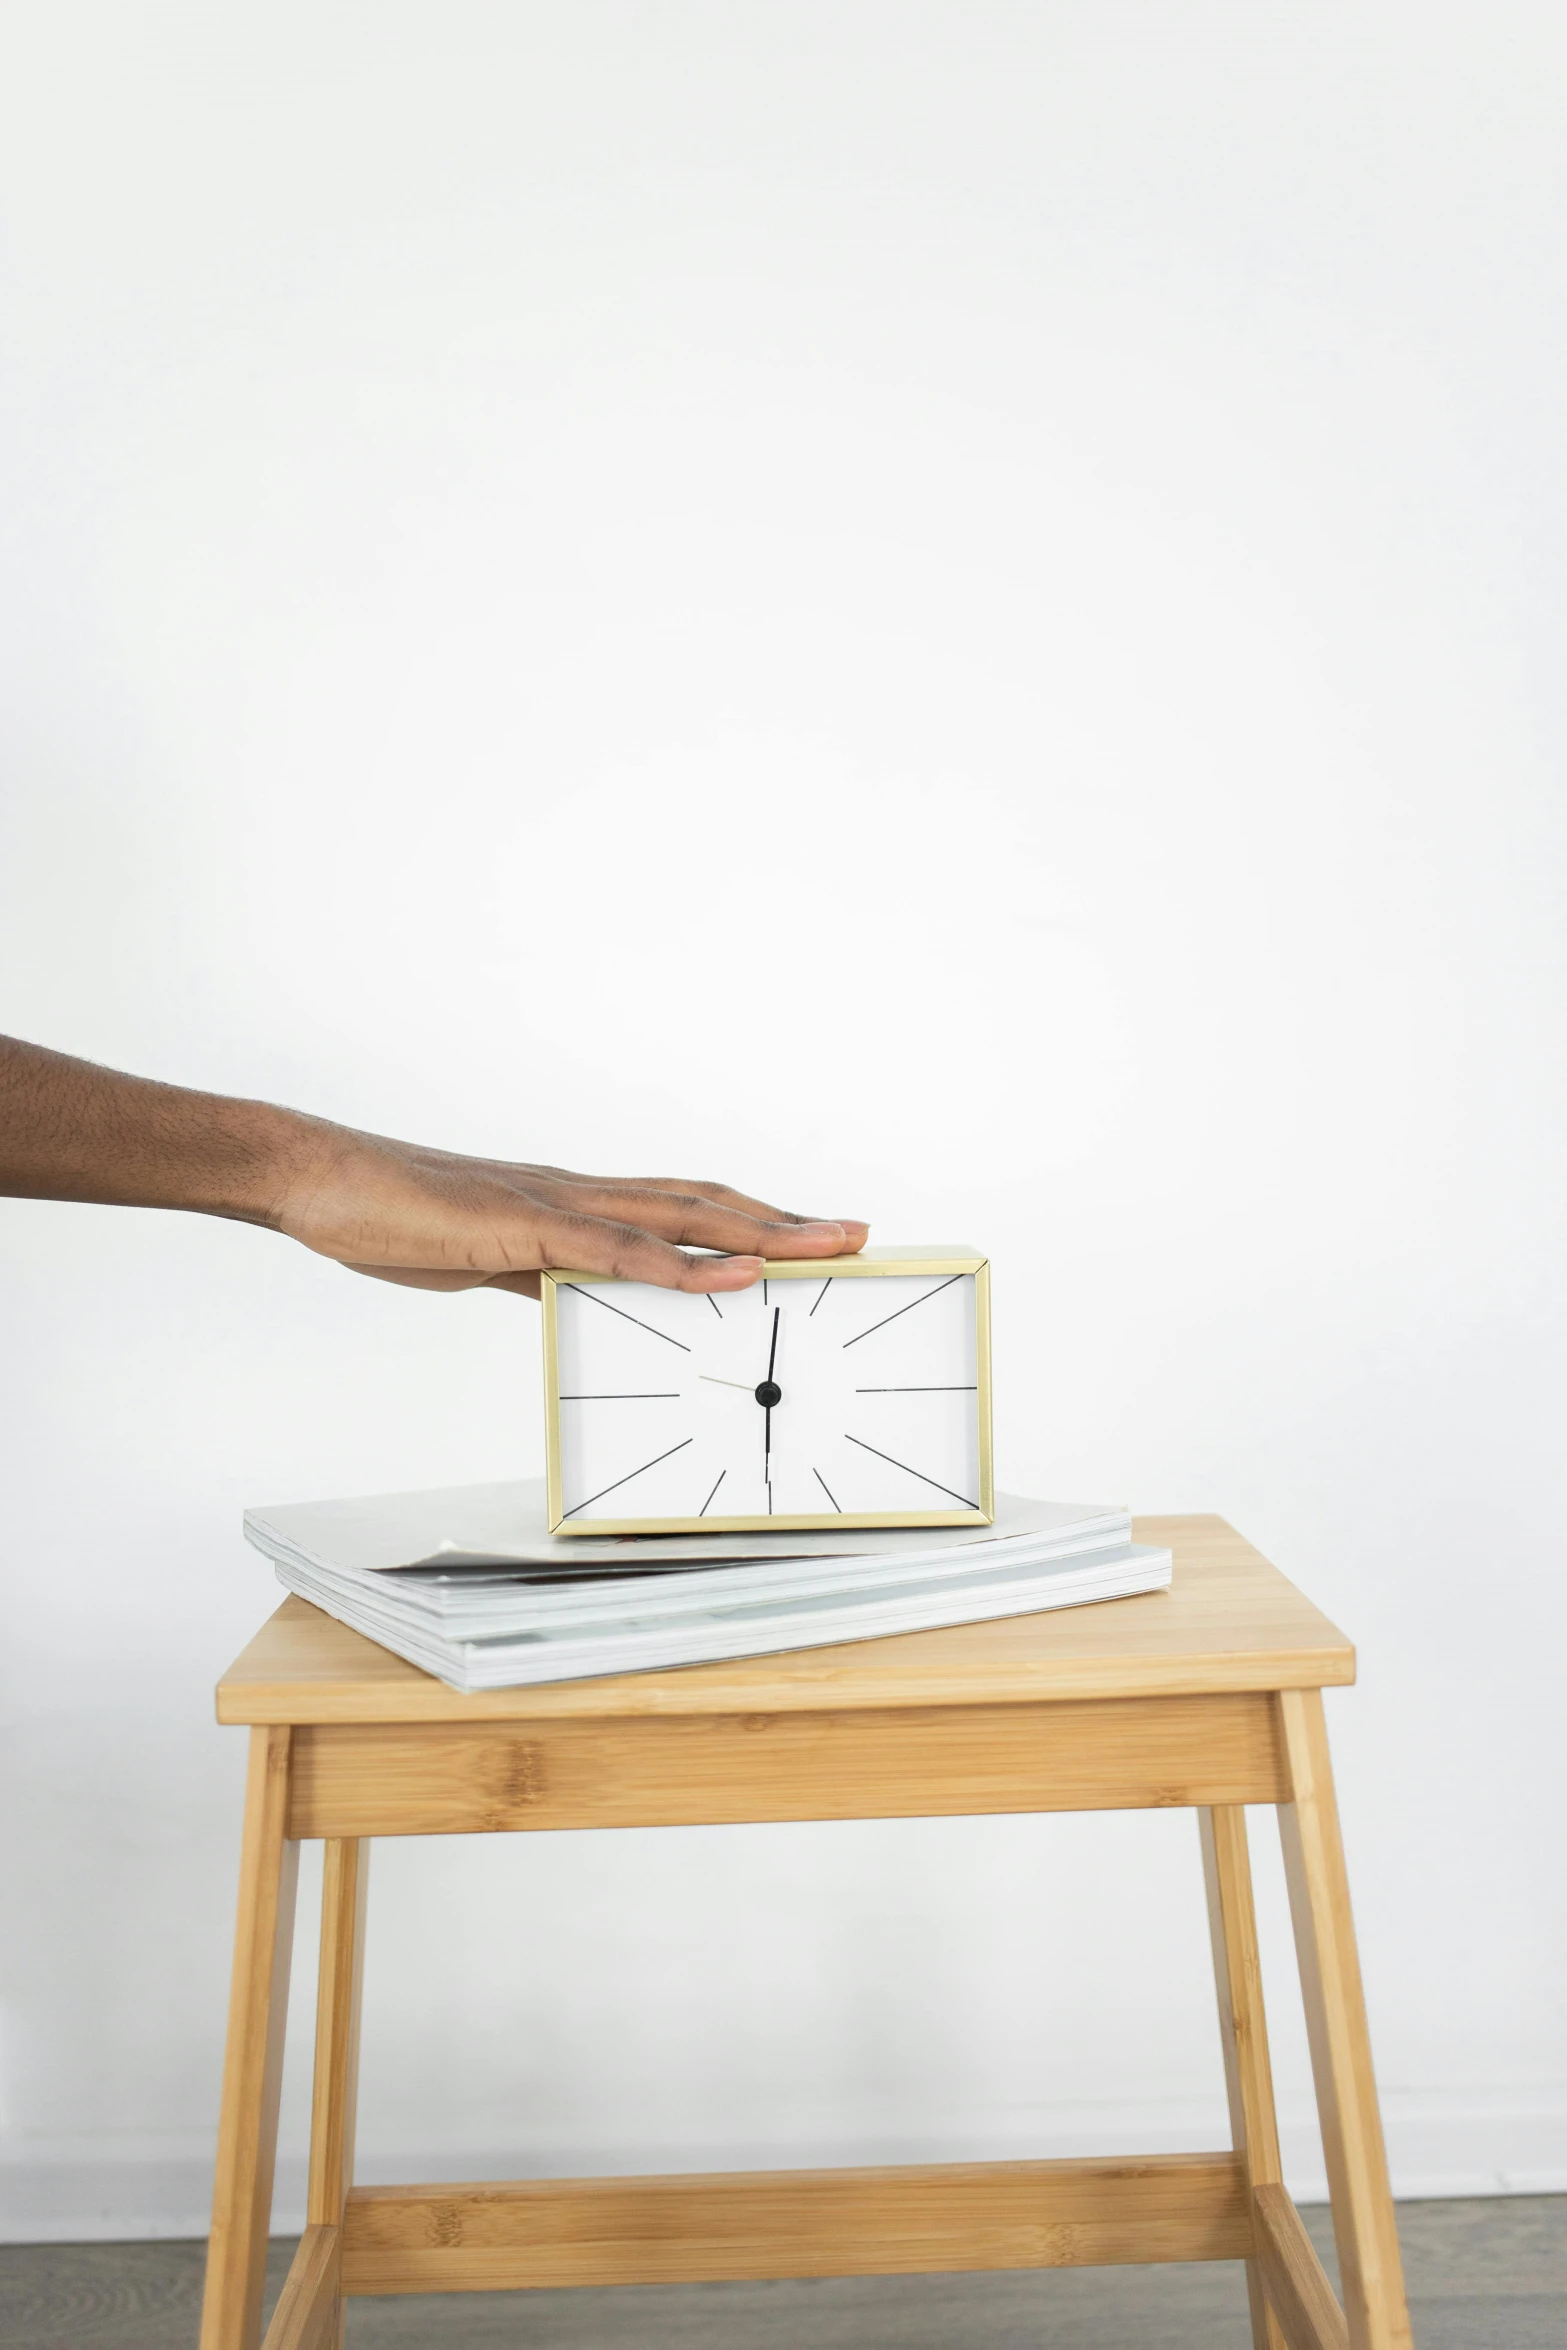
{"left": 0, "top": 1035, "right": 867, "bottom": 1296}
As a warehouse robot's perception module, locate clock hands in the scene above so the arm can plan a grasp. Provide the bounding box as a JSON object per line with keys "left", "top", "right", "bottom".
{"left": 702, "top": 1295, "right": 781, "bottom": 1408}
{"left": 697, "top": 1305, "right": 783, "bottom": 1510}
{"left": 759, "top": 1305, "right": 781, "bottom": 1511}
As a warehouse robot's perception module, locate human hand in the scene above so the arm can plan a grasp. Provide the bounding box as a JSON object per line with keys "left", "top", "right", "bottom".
{"left": 276, "top": 1127, "right": 868, "bottom": 1298}
{"left": 0, "top": 1037, "right": 868, "bottom": 1298}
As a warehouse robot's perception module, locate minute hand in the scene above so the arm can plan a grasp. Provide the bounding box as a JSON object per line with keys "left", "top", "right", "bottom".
{"left": 764, "top": 1305, "right": 780, "bottom": 1504}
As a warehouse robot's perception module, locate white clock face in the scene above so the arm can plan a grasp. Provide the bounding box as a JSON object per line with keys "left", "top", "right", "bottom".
{"left": 549, "top": 1268, "right": 983, "bottom": 1529}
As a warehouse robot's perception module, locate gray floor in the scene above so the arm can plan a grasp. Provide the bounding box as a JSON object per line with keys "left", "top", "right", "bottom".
{"left": 1, "top": 2198, "right": 1563, "bottom": 2347}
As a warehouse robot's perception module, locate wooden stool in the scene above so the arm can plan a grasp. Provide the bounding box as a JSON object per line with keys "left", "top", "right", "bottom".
{"left": 199, "top": 1515, "right": 1413, "bottom": 2350}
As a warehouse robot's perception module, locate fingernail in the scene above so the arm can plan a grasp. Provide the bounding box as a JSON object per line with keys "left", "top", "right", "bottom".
{"left": 797, "top": 1221, "right": 847, "bottom": 1237}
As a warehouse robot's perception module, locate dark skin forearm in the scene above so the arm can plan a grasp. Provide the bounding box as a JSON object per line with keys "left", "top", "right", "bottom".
{"left": 0, "top": 1036, "right": 868, "bottom": 1297}
{"left": 0, "top": 1036, "right": 308, "bottom": 1222}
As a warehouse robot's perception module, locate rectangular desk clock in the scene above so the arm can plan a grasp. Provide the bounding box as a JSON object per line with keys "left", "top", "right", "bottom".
{"left": 540, "top": 1245, "right": 993, "bottom": 1536}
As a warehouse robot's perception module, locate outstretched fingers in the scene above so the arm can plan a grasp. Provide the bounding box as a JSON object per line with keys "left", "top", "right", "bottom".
{"left": 526, "top": 1206, "right": 767, "bottom": 1292}
{"left": 641, "top": 1179, "right": 869, "bottom": 1247}
{"left": 553, "top": 1182, "right": 853, "bottom": 1261}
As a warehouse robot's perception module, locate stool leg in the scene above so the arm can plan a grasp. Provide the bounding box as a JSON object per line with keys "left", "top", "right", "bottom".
{"left": 1201, "top": 1807, "right": 1288, "bottom": 2350}
{"left": 201, "top": 1728, "right": 300, "bottom": 2350}
{"left": 306, "top": 1840, "right": 369, "bottom": 2350}
{"left": 1277, "top": 1690, "right": 1412, "bottom": 2350}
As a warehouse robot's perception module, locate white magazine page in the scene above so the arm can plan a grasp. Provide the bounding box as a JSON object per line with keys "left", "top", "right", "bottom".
{"left": 244, "top": 1479, "right": 1128, "bottom": 1575}
{"left": 272, "top": 1544, "right": 1173, "bottom": 1692}
{"left": 279, "top": 1520, "right": 1149, "bottom": 1636}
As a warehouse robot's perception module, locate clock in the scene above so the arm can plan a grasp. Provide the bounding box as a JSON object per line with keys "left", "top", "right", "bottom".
{"left": 540, "top": 1245, "right": 992, "bottom": 1536}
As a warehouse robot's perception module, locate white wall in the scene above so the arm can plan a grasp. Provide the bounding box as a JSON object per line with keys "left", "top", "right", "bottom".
{"left": 2, "top": 2, "right": 1564, "bottom": 2238}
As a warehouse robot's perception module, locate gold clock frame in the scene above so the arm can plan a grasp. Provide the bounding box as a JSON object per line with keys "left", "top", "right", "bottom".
{"left": 541, "top": 1246, "right": 993, "bottom": 1536}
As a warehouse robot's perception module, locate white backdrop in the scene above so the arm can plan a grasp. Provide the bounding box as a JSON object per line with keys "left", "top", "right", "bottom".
{"left": 1, "top": 3, "right": 1564, "bottom": 2238}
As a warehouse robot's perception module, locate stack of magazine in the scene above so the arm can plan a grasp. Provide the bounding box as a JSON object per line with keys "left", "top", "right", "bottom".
{"left": 245, "top": 1480, "right": 1172, "bottom": 1694}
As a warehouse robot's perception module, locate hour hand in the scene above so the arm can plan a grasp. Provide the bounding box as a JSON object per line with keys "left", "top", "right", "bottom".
{"left": 754, "top": 1310, "right": 783, "bottom": 1409}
